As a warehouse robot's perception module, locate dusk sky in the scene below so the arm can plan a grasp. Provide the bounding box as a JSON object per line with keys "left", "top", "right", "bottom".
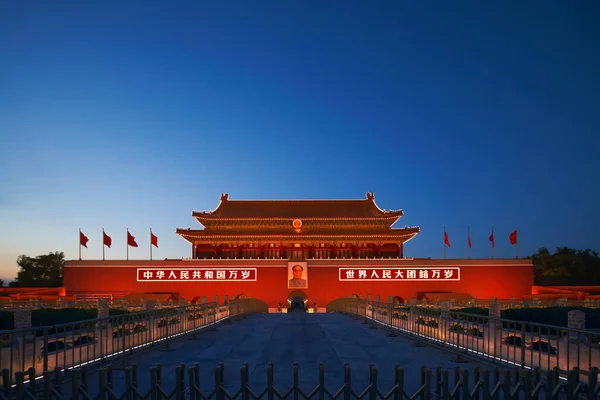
{"left": 1, "top": 1, "right": 599, "bottom": 281}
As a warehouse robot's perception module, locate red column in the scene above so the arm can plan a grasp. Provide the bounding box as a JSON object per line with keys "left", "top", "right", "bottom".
{"left": 399, "top": 242, "right": 404, "bottom": 258}
{"left": 280, "top": 244, "right": 286, "bottom": 259}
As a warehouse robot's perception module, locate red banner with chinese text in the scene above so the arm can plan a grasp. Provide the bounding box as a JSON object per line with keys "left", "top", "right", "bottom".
{"left": 338, "top": 267, "right": 460, "bottom": 281}
{"left": 137, "top": 268, "right": 257, "bottom": 282}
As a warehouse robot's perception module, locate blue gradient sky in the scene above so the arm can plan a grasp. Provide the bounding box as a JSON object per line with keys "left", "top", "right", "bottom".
{"left": 1, "top": 1, "right": 599, "bottom": 281}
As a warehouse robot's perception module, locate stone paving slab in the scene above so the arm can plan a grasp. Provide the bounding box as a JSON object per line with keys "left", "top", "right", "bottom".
{"left": 60, "top": 313, "right": 487, "bottom": 397}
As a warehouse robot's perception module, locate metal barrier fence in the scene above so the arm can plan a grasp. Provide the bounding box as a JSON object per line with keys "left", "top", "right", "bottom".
{"left": 2, "top": 361, "right": 599, "bottom": 400}
{"left": 0, "top": 299, "right": 268, "bottom": 386}
{"left": 327, "top": 298, "right": 600, "bottom": 379}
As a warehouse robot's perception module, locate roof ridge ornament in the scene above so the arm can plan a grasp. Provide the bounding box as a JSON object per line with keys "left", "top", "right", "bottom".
{"left": 366, "top": 192, "right": 375, "bottom": 201}
{"left": 221, "top": 193, "right": 229, "bottom": 201}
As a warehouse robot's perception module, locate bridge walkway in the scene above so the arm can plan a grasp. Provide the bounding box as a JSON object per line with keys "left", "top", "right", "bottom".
{"left": 59, "top": 313, "right": 486, "bottom": 396}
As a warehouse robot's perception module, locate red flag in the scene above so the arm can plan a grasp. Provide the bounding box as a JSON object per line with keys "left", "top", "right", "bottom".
{"left": 489, "top": 230, "right": 495, "bottom": 248}
{"left": 509, "top": 229, "right": 518, "bottom": 245}
{"left": 444, "top": 231, "right": 451, "bottom": 247}
{"left": 80, "top": 231, "right": 89, "bottom": 248}
{"left": 103, "top": 231, "right": 112, "bottom": 248}
{"left": 468, "top": 234, "right": 472, "bottom": 249}
{"left": 127, "top": 231, "right": 138, "bottom": 247}
{"left": 151, "top": 231, "right": 158, "bottom": 248}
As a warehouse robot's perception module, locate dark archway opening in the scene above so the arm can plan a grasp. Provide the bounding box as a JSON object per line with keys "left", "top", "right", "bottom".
{"left": 287, "top": 290, "right": 308, "bottom": 313}
{"left": 290, "top": 296, "right": 306, "bottom": 312}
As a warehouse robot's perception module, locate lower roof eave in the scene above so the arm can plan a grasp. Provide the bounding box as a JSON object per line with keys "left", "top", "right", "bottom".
{"left": 176, "top": 233, "right": 419, "bottom": 244}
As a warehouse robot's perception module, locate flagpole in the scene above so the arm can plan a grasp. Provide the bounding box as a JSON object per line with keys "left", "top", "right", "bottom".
{"left": 79, "top": 228, "right": 82, "bottom": 261}
{"left": 443, "top": 227, "right": 446, "bottom": 260}
{"left": 102, "top": 229, "right": 105, "bottom": 261}
{"left": 491, "top": 226, "right": 494, "bottom": 260}
{"left": 127, "top": 228, "right": 129, "bottom": 261}
{"left": 150, "top": 228, "right": 153, "bottom": 261}
{"left": 467, "top": 226, "right": 470, "bottom": 260}
{"left": 515, "top": 226, "right": 519, "bottom": 258}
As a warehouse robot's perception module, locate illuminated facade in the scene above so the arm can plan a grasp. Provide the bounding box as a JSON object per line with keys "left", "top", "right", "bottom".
{"left": 64, "top": 194, "right": 534, "bottom": 308}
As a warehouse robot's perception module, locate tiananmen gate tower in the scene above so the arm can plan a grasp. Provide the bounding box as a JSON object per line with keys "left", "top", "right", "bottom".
{"left": 64, "top": 193, "right": 534, "bottom": 308}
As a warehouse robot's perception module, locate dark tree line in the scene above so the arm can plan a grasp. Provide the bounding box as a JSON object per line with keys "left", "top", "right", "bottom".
{"left": 529, "top": 247, "right": 600, "bottom": 286}
{"left": 3, "top": 247, "right": 600, "bottom": 288}
{"left": 6, "top": 252, "right": 65, "bottom": 287}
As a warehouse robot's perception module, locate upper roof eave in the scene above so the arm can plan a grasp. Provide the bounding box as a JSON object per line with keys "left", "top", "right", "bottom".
{"left": 192, "top": 213, "right": 404, "bottom": 220}
{"left": 192, "top": 192, "right": 403, "bottom": 219}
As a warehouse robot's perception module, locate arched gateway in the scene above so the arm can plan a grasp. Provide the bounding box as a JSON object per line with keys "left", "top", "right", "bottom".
{"left": 287, "top": 290, "right": 308, "bottom": 312}
{"left": 63, "top": 193, "right": 535, "bottom": 308}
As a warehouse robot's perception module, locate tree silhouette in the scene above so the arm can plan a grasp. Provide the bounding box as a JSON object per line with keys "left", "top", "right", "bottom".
{"left": 15, "top": 252, "right": 65, "bottom": 287}
{"left": 530, "top": 247, "right": 600, "bottom": 286}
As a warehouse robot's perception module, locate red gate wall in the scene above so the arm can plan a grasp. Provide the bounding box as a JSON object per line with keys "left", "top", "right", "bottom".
{"left": 64, "top": 259, "right": 533, "bottom": 307}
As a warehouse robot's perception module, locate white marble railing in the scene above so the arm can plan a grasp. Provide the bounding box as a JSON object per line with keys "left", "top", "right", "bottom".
{"left": 329, "top": 300, "right": 600, "bottom": 381}
{"left": 0, "top": 299, "right": 268, "bottom": 385}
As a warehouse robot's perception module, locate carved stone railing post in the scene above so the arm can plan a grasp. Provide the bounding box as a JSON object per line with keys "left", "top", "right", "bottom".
{"left": 179, "top": 298, "right": 186, "bottom": 312}
{"left": 97, "top": 299, "right": 110, "bottom": 328}
{"left": 14, "top": 310, "right": 32, "bottom": 332}
{"left": 556, "top": 309, "right": 590, "bottom": 372}
{"left": 375, "top": 295, "right": 381, "bottom": 323}
{"left": 387, "top": 296, "right": 394, "bottom": 327}
{"left": 567, "top": 310, "right": 585, "bottom": 342}
{"left": 364, "top": 294, "right": 371, "bottom": 324}
{"left": 487, "top": 298, "right": 502, "bottom": 357}
{"left": 97, "top": 299, "right": 109, "bottom": 318}
{"left": 440, "top": 300, "right": 450, "bottom": 342}
{"left": 202, "top": 296, "right": 209, "bottom": 322}
{"left": 13, "top": 309, "right": 33, "bottom": 371}
{"left": 145, "top": 300, "right": 155, "bottom": 311}
{"left": 409, "top": 297, "right": 417, "bottom": 332}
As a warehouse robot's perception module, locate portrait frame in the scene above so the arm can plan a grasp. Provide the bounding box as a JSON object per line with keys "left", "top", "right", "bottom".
{"left": 287, "top": 261, "right": 308, "bottom": 289}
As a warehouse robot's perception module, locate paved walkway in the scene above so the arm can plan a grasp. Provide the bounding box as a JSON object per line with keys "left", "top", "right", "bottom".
{"left": 66, "top": 313, "right": 487, "bottom": 397}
